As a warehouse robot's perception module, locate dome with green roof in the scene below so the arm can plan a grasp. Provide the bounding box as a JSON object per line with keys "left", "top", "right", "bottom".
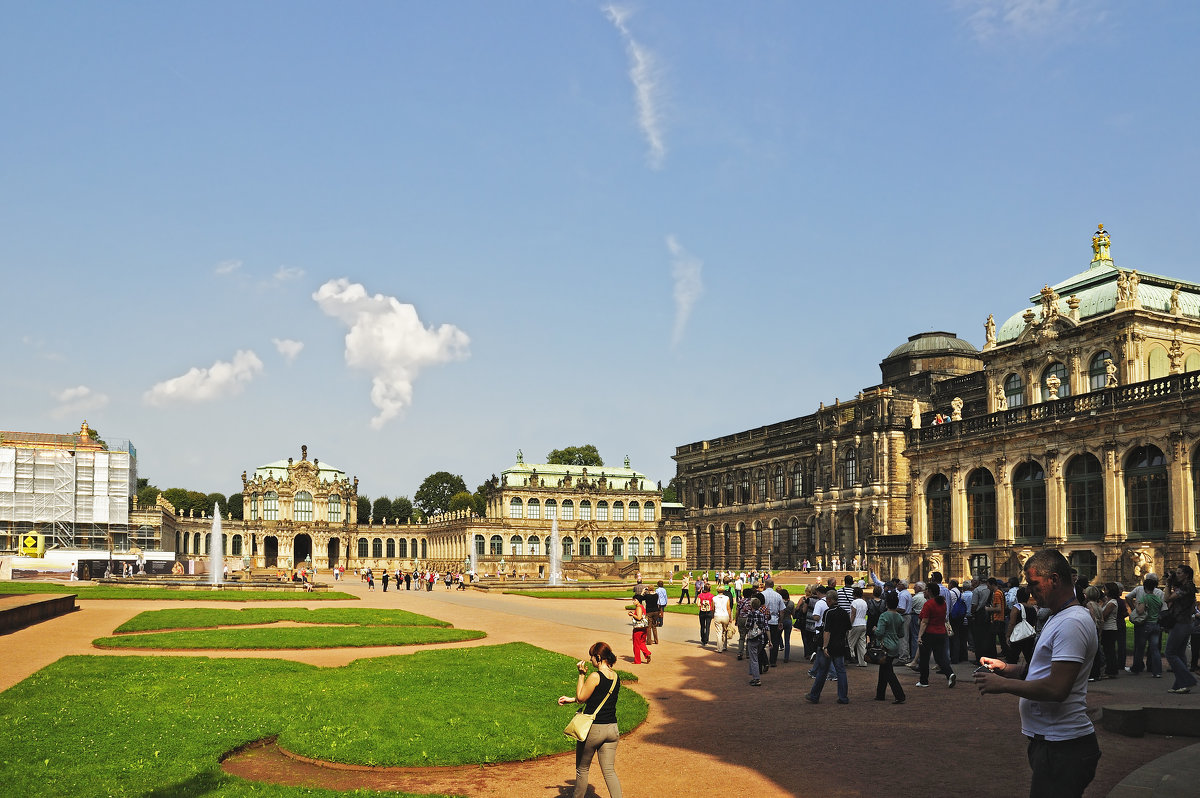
{"left": 885, "top": 331, "right": 979, "bottom": 360}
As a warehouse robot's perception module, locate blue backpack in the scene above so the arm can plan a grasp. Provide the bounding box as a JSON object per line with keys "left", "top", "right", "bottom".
{"left": 949, "top": 590, "right": 968, "bottom": 622}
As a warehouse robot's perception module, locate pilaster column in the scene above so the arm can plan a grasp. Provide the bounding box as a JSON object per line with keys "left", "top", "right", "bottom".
{"left": 1045, "top": 452, "right": 1066, "bottom": 546}
{"left": 995, "top": 456, "right": 1013, "bottom": 545}
{"left": 911, "top": 471, "right": 927, "bottom": 548}
{"left": 1102, "top": 444, "right": 1123, "bottom": 543}
{"left": 950, "top": 464, "right": 967, "bottom": 546}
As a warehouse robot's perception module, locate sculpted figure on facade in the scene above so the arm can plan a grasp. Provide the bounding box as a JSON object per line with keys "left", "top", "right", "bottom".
{"left": 1045, "top": 372, "right": 1061, "bottom": 399}
{"left": 1127, "top": 548, "right": 1153, "bottom": 582}
{"left": 1170, "top": 336, "right": 1184, "bottom": 374}
{"left": 1128, "top": 270, "right": 1141, "bottom": 304}
{"left": 993, "top": 383, "right": 1007, "bottom": 411}
{"left": 1105, "top": 358, "right": 1118, "bottom": 387}
{"left": 1016, "top": 547, "right": 1034, "bottom": 570}
{"left": 1039, "top": 284, "right": 1061, "bottom": 321}
{"left": 1092, "top": 224, "right": 1111, "bottom": 261}
{"left": 1117, "top": 271, "right": 1130, "bottom": 302}
{"left": 910, "top": 399, "right": 922, "bottom": 429}
{"left": 985, "top": 313, "right": 996, "bottom": 346}
{"left": 950, "top": 396, "right": 964, "bottom": 421}
{"left": 1171, "top": 284, "right": 1183, "bottom": 316}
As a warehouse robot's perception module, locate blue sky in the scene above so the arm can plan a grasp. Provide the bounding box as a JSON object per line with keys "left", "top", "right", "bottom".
{"left": 4, "top": 1, "right": 1199, "bottom": 502}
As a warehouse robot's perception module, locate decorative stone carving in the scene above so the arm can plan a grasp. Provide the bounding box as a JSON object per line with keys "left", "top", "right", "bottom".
{"left": 1117, "top": 271, "right": 1130, "bottom": 302}
{"left": 994, "top": 383, "right": 1007, "bottom": 411}
{"left": 985, "top": 314, "right": 996, "bottom": 347}
{"left": 1105, "top": 358, "right": 1118, "bottom": 387}
{"left": 1091, "top": 224, "right": 1111, "bottom": 261}
{"left": 950, "top": 396, "right": 964, "bottom": 422}
{"left": 1127, "top": 548, "right": 1153, "bottom": 582}
{"left": 1170, "top": 336, "right": 1184, "bottom": 374}
{"left": 1045, "top": 372, "right": 1061, "bottom": 399}
{"left": 1067, "top": 294, "right": 1081, "bottom": 320}
{"left": 911, "top": 399, "right": 922, "bottom": 429}
{"left": 1040, "top": 284, "right": 1061, "bottom": 321}
{"left": 1171, "top": 284, "right": 1183, "bottom": 316}
{"left": 1016, "top": 547, "right": 1035, "bottom": 569}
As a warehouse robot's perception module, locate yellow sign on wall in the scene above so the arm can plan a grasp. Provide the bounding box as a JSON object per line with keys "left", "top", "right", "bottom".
{"left": 19, "top": 534, "right": 45, "bottom": 557}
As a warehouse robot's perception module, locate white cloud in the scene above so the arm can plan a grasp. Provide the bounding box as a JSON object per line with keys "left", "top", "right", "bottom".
{"left": 274, "top": 265, "right": 305, "bottom": 282}
{"left": 604, "top": 5, "right": 667, "bottom": 170}
{"left": 143, "top": 350, "right": 264, "bottom": 406}
{"left": 313, "top": 278, "right": 470, "bottom": 428}
{"left": 667, "top": 235, "right": 703, "bottom": 348}
{"left": 954, "top": 0, "right": 1096, "bottom": 41}
{"left": 51, "top": 385, "right": 110, "bottom": 418}
{"left": 214, "top": 259, "right": 242, "bottom": 275}
{"left": 272, "top": 338, "right": 304, "bottom": 363}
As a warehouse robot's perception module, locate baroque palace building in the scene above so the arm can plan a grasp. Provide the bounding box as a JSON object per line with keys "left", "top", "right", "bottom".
{"left": 675, "top": 227, "right": 1200, "bottom": 586}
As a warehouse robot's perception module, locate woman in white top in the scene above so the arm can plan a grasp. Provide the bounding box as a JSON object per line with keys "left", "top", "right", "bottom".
{"left": 1100, "top": 582, "right": 1122, "bottom": 678}
{"left": 713, "top": 586, "right": 734, "bottom": 652}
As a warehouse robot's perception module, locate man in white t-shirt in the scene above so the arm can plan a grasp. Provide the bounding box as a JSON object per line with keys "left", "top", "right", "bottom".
{"left": 975, "top": 549, "right": 1100, "bottom": 798}
{"left": 848, "top": 586, "right": 869, "bottom": 666}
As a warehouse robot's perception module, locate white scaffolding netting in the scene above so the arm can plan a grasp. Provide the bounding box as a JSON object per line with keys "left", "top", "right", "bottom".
{"left": 0, "top": 446, "right": 131, "bottom": 525}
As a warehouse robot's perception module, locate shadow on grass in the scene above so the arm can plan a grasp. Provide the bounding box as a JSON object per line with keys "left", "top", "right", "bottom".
{"left": 139, "top": 769, "right": 224, "bottom": 798}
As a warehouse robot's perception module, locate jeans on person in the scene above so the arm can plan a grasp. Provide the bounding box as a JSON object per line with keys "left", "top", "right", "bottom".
{"left": 908, "top": 614, "right": 921, "bottom": 660}
{"left": 1165, "top": 623, "right": 1198, "bottom": 690}
{"left": 698, "top": 611, "right": 714, "bottom": 645}
{"left": 575, "top": 721, "right": 621, "bottom": 798}
{"left": 747, "top": 634, "right": 763, "bottom": 679}
{"left": 918, "top": 632, "right": 953, "bottom": 685}
{"left": 875, "top": 654, "right": 905, "bottom": 701}
{"left": 781, "top": 620, "right": 793, "bottom": 662}
{"left": 949, "top": 616, "right": 969, "bottom": 662}
{"left": 768, "top": 624, "right": 783, "bottom": 665}
{"left": 807, "top": 650, "right": 848, "bottom": 703}
{"left": 1145, "top": 622, "right": 1164, "bottom": 676}
{"left": 738, "top": 622, "right": 749, "bottom": 658}
{"left": 1130, "top": 622, "right": 1149, "bottom": 674}
{"left": 1027, "top": 733, "right": 1099, "bottom": 798}
{"left": 1191, "top": 630, "right": 1200, "bottom": 670}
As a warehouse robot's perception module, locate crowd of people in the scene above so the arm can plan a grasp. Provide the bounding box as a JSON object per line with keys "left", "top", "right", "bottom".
{"left": 355, "top": 567, "right": 470, "bottom": 592}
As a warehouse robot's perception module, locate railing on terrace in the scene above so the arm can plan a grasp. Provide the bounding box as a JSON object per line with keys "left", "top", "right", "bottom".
{"left": 867, "top": 534, "right": 913, "bottom": 553}
{"left": 909, "top": 372, "right": 1200, "bottom": 446}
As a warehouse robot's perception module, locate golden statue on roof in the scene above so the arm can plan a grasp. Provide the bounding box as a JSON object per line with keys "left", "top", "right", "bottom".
{"left": 1091, "top": 223, "right": 1111, "bottom": 262}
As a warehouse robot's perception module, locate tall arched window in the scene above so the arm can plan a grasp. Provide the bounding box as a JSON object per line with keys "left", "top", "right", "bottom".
{"left": 1004, "top": 373, "right": 1025, "bottom": 408}
{"left": 597, "top": 536, "right": 608, "bottom": 556}
{"left": 741, "top": 471, "right": 751, "bottom": 503}
{"left": 1041, "top": 362, "right": 1070, "bottom": 401}
{"left": 1089, "top": 351, "right": 1113, "bottom": 391}
{"left": 1013, "top": 461, "right": 1047, "bottom": 540}
{"left": 357, "top": 537, "right": 368, "bottom": 558}
{"left": 1126, "top": 445, "right": 1168, "bottom": 537}
{"left": 474, "top": 534, "right": 485, "bottom": 556}
{"left": 579, "top": 537, "right": 592, "bottom": 556}
{"left": 629, "top": 501, "right": 640, "bottom": 522}
{"left": 372, "top": 538, "right": 383, "bottom": 558}
{"left": 843, "top": 449, "right": 858, "bottom": 488}
{"left": 527, "top": 499, "right": 540, "bottom": 520}
{"left": 643, "top": 502, "right": 655, "bottom": 521}
{"left": 250, "top": 494, "right": 259, "bottom": 521}
{"left": 398, "top": 539, "right": 408, "bottom": 557}
{"left": 562, "top": 536, "right": 573, "bottom": 557}
{"left": 709, "top": 477, "right": 719, "bottom": 508}
{"left": 562, "top": 499, "right": 574, "bottom": 520}
{"left": 670, "top": 536, "right": 682, "bottom": 558}
{"left": 490, "top": 535, "right": 503, "bottom": 555}
{"left": 580, "top": 500, "right": 592, "bottom": 520}
{"left": 792, "top": 464, "right": 804, "bottom": 498}
{"left": 386, "top": 538, "right": 396, "bottom": 558}
{"left": 724, "top": 473, "right": 735, "bottom": 505}
{"left": 509, "top": 497, "right": 523, "bottom": 519}
{"left": 756, "top": 470, "right": 767, "bottom": 500}
{"left": 612, "top": 537, "right": 623, "bottom": 557}
{"left": 644, "top": 536, "right": 655, "bottom": 556}
{"left": 263, "top": 491, "right": 279, "bottom": 521}
{"left": 628, "top": 537, "right": 639, "bottom": 557}
{"left": 294, "top": 491, "right": 313, "bottom": 522}
{"left": 926, "top": 474, "right": 950, "bottom": 543}
{"left": 774, "top": 466, "right": 785, "bottom": 498}
{"left": 1148, "top": 346, "right": 1169, "bottom": 379}
{"left": 545, "top": 499, "right": 557, "bottom": 519}
{"left": 1066, "top": 454, "right": 1104, "bottom": 538}
{"left": 510, "top": 535, "right": 523, "bottom": 555}
{"left": 597, "top": 501, "right": 609, "bottom": 521}
{"left": 790, "top": 519, "right": 800, "bottom": 549}
{"left": 421, "top": 539, "right": 427, "bottom": 559}
{"left": 612, "top": 502, "right": 624, "bottom": 521}
{"left": 967, "top": 469, "right": 996, "bottom": 541}
{"left": 329, "top": 494, "right": 342, "bottom": 523}
{"left": 528, "top": 535, "right": 540, "bottom": 555}
{"left": 231, "top": 535, "right": 242, "bottom": 556}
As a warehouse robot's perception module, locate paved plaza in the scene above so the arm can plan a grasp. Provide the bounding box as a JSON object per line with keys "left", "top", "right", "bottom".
{"left": 3, "top": 581, "right": 1198, "bottom": 797}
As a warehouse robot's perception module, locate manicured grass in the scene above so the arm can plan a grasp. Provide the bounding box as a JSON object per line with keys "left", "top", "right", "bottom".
{"left": 94, "top": 625, "right": 486, "bottom": 650}
{"left": 0, "top": 643, "right": 647, "bottom": 797}
{"left": 115, "top": 607, "right": 449, "bottom": 632}
{"left": 0, "top": 581, "right": 357, "bottom": 601}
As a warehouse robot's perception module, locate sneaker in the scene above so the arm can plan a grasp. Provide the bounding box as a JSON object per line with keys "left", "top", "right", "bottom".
{"left": 1124, "top": 667, "right": 1133, "bottom": 673}
{"left": 804, "top": 695, "right": 818, "bottom": 704}
{"left": 749, "top": 679, "right": 762, "bottom": 687}
{"left": 892, "top": 698, "right": 906, "bottom": 704}
{"left": 836, "top": 698, "right": 849, "bottom": 704}
{"left": 1168, "top": 687, "right": 1191, "bottom": 694}
{"left": 1154, "top": 674, "right": 1162, "bottom": 678}
{"left": 948, "top": 673, "right": 957, "bottom": 688}
{"left": 915, "top": 682, "right": 929, "bottom": 688}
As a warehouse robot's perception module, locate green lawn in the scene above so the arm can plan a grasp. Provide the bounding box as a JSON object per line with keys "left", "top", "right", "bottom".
{"left": 114, "top": 607, "right": 450, "bottom": 632}
{"left": 0, "top": 581, "right": 357, "bottom": 601}
{"left": 0, "top": 643, "right": 646, "bottom": 797}
{"left": 94, "top": 625, "right": 486, "bottom": 650}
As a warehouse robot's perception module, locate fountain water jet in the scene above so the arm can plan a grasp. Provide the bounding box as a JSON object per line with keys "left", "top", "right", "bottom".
{"left": 548, "top": 516, "right": 562, "bottom": 586}
{"left": 210, "top": 504, "right": 224, "bottom": 586}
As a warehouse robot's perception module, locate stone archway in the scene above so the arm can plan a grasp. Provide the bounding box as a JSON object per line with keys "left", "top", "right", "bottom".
{"left": 264, "top": 536, "right": 279, "bottom": 568}
{"left": 327, "top": 537, "right": 340, "bottom": 569}
{"left": 294, "top": 533, "right": 313, "bottom": 567}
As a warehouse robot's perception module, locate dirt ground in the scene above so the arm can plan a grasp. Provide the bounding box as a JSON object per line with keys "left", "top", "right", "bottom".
{"left": 3, "top": 580, "right": 1194, "bottom": 797}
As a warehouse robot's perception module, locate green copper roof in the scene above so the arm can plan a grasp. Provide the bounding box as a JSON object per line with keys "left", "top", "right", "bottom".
{"left": 502, "top": 459, "right": 656, "bottom": 487}
{"left": 254, "top": 459, "right": 348, "bottom": 483}
{"left": 885, "top": 331, "right": 978, "bottom": 360}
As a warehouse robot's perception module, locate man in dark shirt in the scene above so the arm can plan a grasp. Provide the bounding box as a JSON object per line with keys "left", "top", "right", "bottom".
{"left": 806, "top": 598, "right": 851, "bottom": 704}
{"left": 643, "top": 585, "right": 660, "bottom": 644}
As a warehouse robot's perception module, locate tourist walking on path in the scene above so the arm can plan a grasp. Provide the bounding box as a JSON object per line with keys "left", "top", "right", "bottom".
{"left": 873, "top": 591, "right": 906, "bottom": 704}
{"left": 628, "top": 602, "right": 651, "bottom": 664}
{"left": 1163, "top": 564, "right": 1198, "bottom": 694}
{"left": 974, "top": 549, "right": 1100, "bottom": 798}
{"left": 1127, "top": 573, "right": 1164, "bottom": 676}
{"left": 779, "top": 588, "right": 795, "bottom": 663}
{"left": 806, "top": 590, "right": 850, "bottom": 704}
{"left": 915, "top": 583, "right": 956, "bottom": 689}
{"left": 744, "top": 596, "right": 769, "bottom": 686}
{"left": 1099, "top": 583, "right": 1122, "bottom": 678}
{"left": 713, "top": 585, "right": 734, "bottom": 652}
{"left": 558, "top": 642, "right": 623, "bottom": 798}
{"left": 696, "top": 583, "right": 714, "bottom": 646}
{"left": 679, "top": 574, "right": 691, "bottom": 604}
{"left": 848, "top": 586, "right": 868, "bottom": 667}
{"left": 1085, "top": 585, "right": 1107, "bottom": 681}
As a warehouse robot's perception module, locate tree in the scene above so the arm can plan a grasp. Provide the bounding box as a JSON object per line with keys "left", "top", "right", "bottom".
{"left": 546, "top": 445, "right": 603, "bottom": 467}
{"left": 391, "top": 496, "right": 414, "bottom": 524}
{"left": 471, "top": 482, "right": 490, "bottom": 517}
{"left": 206, "top": 493, "right": 228, "bottom": 519}
{"left": 227, "top": 492, "right": 244, "bottom": 520}
{"left": 372, "top": 496, "right": 392, "bottom": 524}
{"left": 662, "top": 477, "right": 679, "bottom": 503}
{"left": 448, "top": 491, "right": 474, "bottom": 513}
{"left": 137, "top": 484, "right": 161, "bottom": 510}
{"left": 414, "top": 471, "right": 468, "bottom": 516}
{"left": 161, "top": 488, "right": 190, "bottom": 514}
{"left": 356, "top": 496, "right": 371, "bottom": 524}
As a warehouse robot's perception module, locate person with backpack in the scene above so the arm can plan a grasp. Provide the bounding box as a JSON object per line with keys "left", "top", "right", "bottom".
{"left": 696, "top": 583, "right": 715, "bottom": 646}
{"left": 948, "top": 578, "right": 969, "bottom": 663}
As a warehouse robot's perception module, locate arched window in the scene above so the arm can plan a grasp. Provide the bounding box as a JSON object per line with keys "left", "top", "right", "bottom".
{"left": 357, "top": 537, "right": 368, "bottom": 558}
{"left": 967, "top": 469, "right": 996, "bottom": 541}
{"left": 724, "top": 473, "right": 735, "bottom": 505}
{"left": 644, "top": 502, "right": 655, "bottom": 521}
{"left": 1013, "top": 461, "right": 1047, "bottom": 540}
{"left": 596, "top": 536, "right": 608, "bottom": 556}
{"left": 562, "top": 536, "right": 574, "bottom": 557}
{"left": 294, "top": 491, "right": 313, "bottom": 522}
{"left": 386, "top": 538, "right": 396, "bottom": 558}
{"left": 263, "top": 491, "right": 279, "bottom": 521}
{"left": 1040, "top": 362, "right": 1070, "bottom": 401}
{"left": 792, "top": 463, "right": 804, "bottom": 498}
{"left": 474, "top": 534, "right": 485, "bottom": 556}
{"left": 527, "top": 499, "right": 540, "bottom": 520}
{"left": 670, "top": 536, "right": 682, "bottom": 558}
{"left": 1148, "top": 346, "right": 1169, "bottom": 379}
{"left": 628, "top": 537, "right": 639, "bottom": 557}
{"left": 1188, "top": 352, "right": 1200, "bottom": 372}
{"left": 545, "top": 499, "right": 557, "bottom": 519}
{"left": 580, "top": 500, "right": 592, "bottom": 521}
{"left": 926, "top": 474, "right": 950, "bottom": 543}
{"left": 756, "top": 469, "right": 767, "bottom": 500}
{"left": 709, "top": 477, "right": 719, "bottom": 508}
{"left": 528, "top": 535, "right": 540, "bottom": 555}
{"left": 695, "top": 479, "right": 705, "bottom": 509}
{"left": 509, "top": 497, "right": 523, "bottom": 519}
{"left": 398, "top": 538, "right": 408, "bottom": 557}
{"left": 231, "top": 535, "right": 242, "bottom": 556}
{"left": 579, "top": 537, "right": 592, "bottom": 556}
{"left": 644, "top": 536, "right": 655, "bottom": 556}
{"left": 844, "top": 449, "right": 858, "bottom": 488}
{"left": 372, "top": 538, "right": 383, "bottom": 558}
{"left": 510, "top": 535, "right": 523, "bottom": 555}
{"left": 774, "top": 466, "right": 785, "bottom": 498}
{"left": 562, "top": 499, "right": 574, "bottom": 520}
{"left": 629, "top": 501, "right": 640, "bottom": 522}
{"left": 490, "top": 535, "right": 503, "bottom": 555}
{"left": 329, "top": 494, "right": 342, "bottom": 523}
{"left": 1004, "top": 374, "right": 1025, "bottom": 409}
{"left": 790, "top": 519, "right": 800, "bottom": 548}
{"left": 1069, "top": 550, "right": 1098, "bottom": 583}
{"left": 741, "top": 472, "right": 751, "bottom": 503}
{"left": 1066, "top": 454, "right": 1104, "bottom": 538}
{"left": 613, "top": 502, "right": 624, "bottom": 521}
{"left": 612, "top": 537, "right": 623, "bottom": 557}
{"left": 1126, "top": 445, "right": 1168, "bottom": 537}
{"left": 250, "top": 494, "right": 259, "bottom": 521}
{"left": 597, "top": 501, "right": 609, "bottom": 521}
{"left": 421, "top": 539, "right": 427, "bottom": 559}
{"left": 194, "top": 532, "right": 201, "bottom": 554}
{"left": 1089, "top": 351, "right": 1113, "bottom": 391}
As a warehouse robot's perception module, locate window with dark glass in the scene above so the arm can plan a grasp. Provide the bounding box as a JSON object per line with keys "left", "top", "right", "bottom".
{"left": 1066, "top": 454, "right": 1104, "bottom": 538}
{"left": 774, "top": 467, "right": 785, "bottom": 498}
{"left": 372, "top": 538, "right": 383, "bottom": 558}
{"left": 927, "top": 474, "right": 951, "bottom": 543}
{"left": 1069, "top": 550, "right": 1098, "bottom": 582}
{"left": 792, "top": 465, "right": 803, "bottom": 498}
{"left": 1041, "top": 362, "right": 1070, "bottom": 401}
{"left": 357, "top": 537, "right": 368, "bottom": 558}
{"left": 756, "top": 470, "right": 766, "bottom": 501}
{"left": 1004, "top": 374, "right": 1024, "bottom": 409}
{"left": 1013, "top": 461, "right": 1047, "bottom": 539}
{"left": 579, "top": 537, "right": 592, "bottom": 556}
{"left": 740, "top": 472, "right": 751, "bottom": 504}
{"left": 967, "top": 469, "right": 996, "bottom": 541}
{"left": 844, "top": 449, "right": 857, "bottom": 488}
{"left": 386, "top": 538, "right": 395, "bottom": 558}
{"left": 1126, "top": 445, "right": 1168, "bottom": 536}
{"left": 1089, "top": 351, "right": 1113, "bottom": 391}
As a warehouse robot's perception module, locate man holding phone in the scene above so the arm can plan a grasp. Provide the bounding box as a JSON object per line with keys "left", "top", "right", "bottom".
{"left": 974, "top": 549, "right": 1099, "bottom": 798}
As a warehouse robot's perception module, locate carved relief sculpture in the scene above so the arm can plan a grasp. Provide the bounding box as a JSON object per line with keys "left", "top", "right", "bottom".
{"left": 1127, "top": 548, "right": 1153, "bottom": 582}
{"left": 1117, "top": 271, "right": 1130, "bottom": 302}
{"left": 1092, "top": 224, "right": 1111, "bottom": 261}
{"left": 1045, "top": 372, "right": 1061, "bottom": 400}
{"left": 1171, "top": 284, "right": 1183, "bottom": 316}
{"left": 1105, "top": 358, "right": 1118, "bottom": 387}
{"left": 1170, "top": 336, "right": 1184, "bottom": 374}
{"left": 985, "top": 314, "right": 996, "bottom": 346}
{"left": 994, "top": 383, "right": 1007, "bottom": 411}
{"left": 950, "top": 396, "right": 964, "bottom": 421}
{"left": 910, "top": 399, "right": 922, "bottom": 429}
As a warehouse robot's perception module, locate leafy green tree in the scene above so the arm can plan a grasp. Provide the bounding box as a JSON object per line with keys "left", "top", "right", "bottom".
{"left": 546, "top": 445, "right": 603, "bottom": 467}
{"left": 414, "top": 471, "right": 468, "bottom": 516}
{"left": 372, "top": 496, "right": 392, "bottom": 524}
{"left": 391, "top": 496, "right": 414, "bottom": 524}
{"left": 137, "top": 484, "right": 161, "bottom": 510}
{"left": 471, "top": 482, "right": 489, "bottom": 517}
{"left": 448, "top": 491, "right": 474, "bottom": 513}
{"left": 161, "top": 488, "right": 190, "bottom": 514}
{"left": 356, "top": 496, "right": 371, "bottom": 524}
{"left": 662, "top": 477, "right": 679, "bottom": 503}
{"left": 206, "top": 493, "right": 228, "bottom": 519}
{"left": 226, "top": 492, "right": 244, "bottom": 520}
{"left": 187, "top": 491, "right": 209, "bottom": 516}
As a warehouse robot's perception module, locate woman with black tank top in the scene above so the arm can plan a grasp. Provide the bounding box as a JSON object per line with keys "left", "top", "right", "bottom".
{"left": 558, "top": 641, "right": 622, "bottom": 797}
